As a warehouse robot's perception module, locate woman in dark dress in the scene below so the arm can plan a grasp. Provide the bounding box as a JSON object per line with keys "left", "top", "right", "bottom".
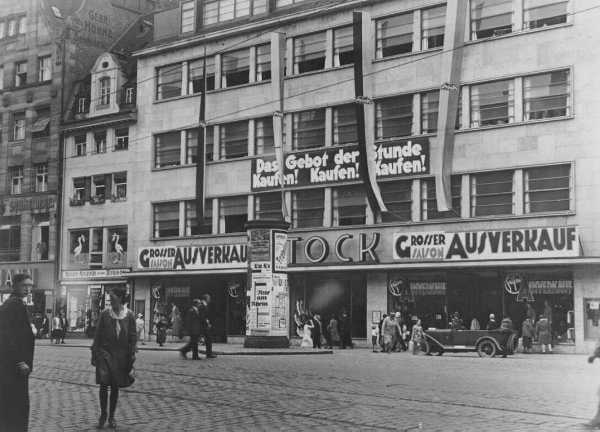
{"left": 91, "top": 286, "right": 136, "bottom": 428}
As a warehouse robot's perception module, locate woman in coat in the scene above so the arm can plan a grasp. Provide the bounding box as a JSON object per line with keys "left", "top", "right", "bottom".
{"left": 535, "top": 315, "right": 552, "bottom": 353}
{"left": 327, "top": 316, "right": 340, "bottom": 347}
{"left": 91, "top": 286, "right": 136, "bottom": 428}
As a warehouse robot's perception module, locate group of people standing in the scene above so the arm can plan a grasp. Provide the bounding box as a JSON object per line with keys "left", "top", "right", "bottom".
{"left": 179, "top": 295, "right": 216, "bottom": 360}
{"left": 374, "top": 312, "right": 424, "bottom": 354}
{"left": 299, "top": 311, "right": 353, "bottom": 349}
{"left": 521, "top": 302, "right": 553, "bottom": 353}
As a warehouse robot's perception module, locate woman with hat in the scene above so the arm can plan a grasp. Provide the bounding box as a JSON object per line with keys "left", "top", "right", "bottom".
{"left": 91, "top": 286, "right": 137, "bottom": 429}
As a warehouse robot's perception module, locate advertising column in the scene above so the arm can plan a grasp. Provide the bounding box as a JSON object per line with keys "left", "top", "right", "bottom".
{"left": 244, "top": 220, "right": 289, "bottom": 348}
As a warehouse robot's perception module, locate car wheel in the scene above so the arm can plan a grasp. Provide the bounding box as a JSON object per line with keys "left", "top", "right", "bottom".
{"left": 436, "top": 349, "right": 444, "bottom": 356}
{"left": 477, "top": 340, "right": 497, "bottom": 358}
{"left": 422, "top": 340, "right": 432, "bottom": 355}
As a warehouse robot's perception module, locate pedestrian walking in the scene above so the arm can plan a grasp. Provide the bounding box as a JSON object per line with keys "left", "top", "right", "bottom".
{"left": 339, "top": 311, "right": 352, "bottom": 349}
{"left": 586, "top": 342, "right": 600, "bottom": 428}
{"left": 52, "top": 314, "right": 62, "bottom": 344}
{"left": 91, "top": 286, "right": 136, "bottom": 429}
{"left": 311, "top": 314, "right": 322, "bottom": 349}
{"left": 136, "top": 313, "right": 146, "bottom": 345}
{"left": 60, "top": 312, "right": 68, "bottom": 344}
{"left": 327, "top": 316, "right": 340, "bottom": 348}
{"left": 170, "top": 304, "right": 183, "bottom": 341}
{"left": 180, "top": 300, "right": 203, "bottom": 359}
{"left": 41, "top": 314, "right": 50, "bottom": 339}
{"left": 198, "top": 294, "right": 216, "bottom": 359}
{"left": 411, "top": 319, "right": 425, "bottom": 355}
{"left": 391, "top": 312, "right": 406, "bottom": 351}
{"left": 521, "top": 317, "right": 534, "bottom": 353}
{"left": 378, "top": 314, "right": 387, "bottom": 350}
{"left": 371, "top": 324, "right": 379, "bottom": 352}
{"left": 0, "top": 273, "right": 35, "bottom": 432}
{"left": 155, "top": 313, "right": 168, "bottom": 347}
{"left": 535, "top": 315, "right": 552, "bottom": 353}
{"left": 381, "top": 313, "right": 397, "bottom": 353}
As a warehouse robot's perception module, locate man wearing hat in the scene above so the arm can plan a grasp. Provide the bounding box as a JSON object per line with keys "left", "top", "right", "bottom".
{"left": 180, "top": 299, "right": 203, "bottom": 360}
{"left": 0, "top": 273, "right": 35, "bottom": 432}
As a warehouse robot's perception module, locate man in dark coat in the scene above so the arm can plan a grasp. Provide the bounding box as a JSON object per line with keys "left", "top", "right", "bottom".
{"left": 0, "top": 273, "right": 35, "bottom": 432}
{"left": 339, "top": 311, "right": 352, "bottom": 349}
{"left": 180, "top": 299, "right": 203, "bottom": 360}
{"left": 198, "top": 294, "right": 216, "bottom": 359}
{"left": 311, "top": 314, "right": 322, "bottom": 349}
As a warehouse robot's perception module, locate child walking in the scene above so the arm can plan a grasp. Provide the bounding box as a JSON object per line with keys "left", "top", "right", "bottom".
{"left": 371, "top": 324, "right": 380, "bottom": 352}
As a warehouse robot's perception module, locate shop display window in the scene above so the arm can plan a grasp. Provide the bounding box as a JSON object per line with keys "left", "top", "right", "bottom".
{"left": 585, "top": 299, "right": 600, "bottom": 341}
{"left": 70, "top": 229, "right": 89, "bottom": 265}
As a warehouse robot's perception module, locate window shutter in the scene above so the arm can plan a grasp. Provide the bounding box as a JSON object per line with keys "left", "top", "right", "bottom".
{"left": 84, "top": 177, "right": 91, "bottom": 201}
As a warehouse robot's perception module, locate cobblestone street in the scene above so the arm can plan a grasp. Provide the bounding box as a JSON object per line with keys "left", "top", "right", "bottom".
{"left": 28, "top": 344, "right": 598, "bottom": 431}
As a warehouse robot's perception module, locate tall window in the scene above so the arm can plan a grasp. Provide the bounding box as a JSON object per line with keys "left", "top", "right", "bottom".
{"left": 112, "top": 172, "right": 127, "bottom": 200}
{"left": 294, "top": 32, "right": 326, "bottom": 74}
{"left": 74, "top": 134, "right": 87, "bottom": 156}
{"left": 92, "top": 176, "right": 106, "bottom": 201}
{"left": 115, "top": 128, "right": 129, "bottom": 151}
{"left": 155, "top": 131, "right": 181, "bottom": 168}
{"left": 0, "top": 22, "right": 5, "bottom": 39}
{"left": 523, "top": 0, "right": 567, "bottom": 29}
{"left": 256, "top": 44, "right": 271, "bottom": 81}
{"left": 220, "top": 121, "right": 248, "bottom": 159}
{"left": 38, "top": 55, "right": 52, "bottom": 82}
{"left": 375, "top": 95, "right": 413, "bottom": 139}
{"left": 18, "top": 16, "right": 26, "bottom": 34}
{"left": 12, "top": 112, "right": 26, "bottom": 140}
{"left": 185, "top": 200, "right": 213, "bottom": 235}
{"left": 523, "top": 70, "right": 570, "bottom": 120}
{"left": 203, "top": 0, "right": 267, "bottom": 25}
{"left": 470, "top": 79, "right": 514, "bottom": 127}
{"left": 421, "top": 91, "right": 439, "bottom": 134}
{"left": 99, "top": 77, "right": 111, "bottom": 105}
{"left": 73, "top": 177, "right": 86, "bottom": 201}
{"left": 333, "top": 185, "right": 367, "bottom": 226}
{"left": 333, "top": 26, "right": 354, "bottom": 67}
{"left": 7, "top": 19, "right": 17, "bottom": 37}
{"left": 376, "top": 13, "right": 413, "bottom": 58}
{"left": 185, "top": 129, "right": 198, "bottom": 164}
{"left": 422, "top": 5, "right": 446, "bottom": 49}
{"left": 108, "top": 227, "right": 128, "bottom": 261}
{"left": 220, "top": 196, "right": 248, "bottom": 233}
{"left": 153, "top": 202, "right": 180, "bottom": 238}
{"left": 524, "top": 165, "right": 571, "bottom": 213}
{"left": 188, "top": 57, "right": 215, "bottom": 93}
{"left": 206, "top": 125, "right": 214, "bottom": 162}
{"left": 89, "top": 228, "right": 104, "bottom": 268}
{"left": 292, "top": 189, "right": 324, "bottom": 228}
{"left": 181, "top": 0, "right": 196, "bottom": 33}
{"left": 221, "top": 49, "right": 250, "bottom": 88}
{"left": 93, "top": 131, "right": 107, "bottom": 154}
{"left": 421, "top": 176, "right": 462, "bottom": 220}
{"left": 471, "top": 0, "right": 513, "bottom": 40}
{"left": 156, "top": 64, "right": 182, "bottom": 100}
{"left": 471, "top": 170, "right": 514, "bottom": 216}
{"left": 255, "top": 117, "right": 274, "bottom": 155}
{"left": 0, "top": 225, "right": 20, "bottom": 262}
{"left": 15, "top": 61, "right": 27, "bottom": 87}
{"left": 9, "top": 166, "right": 24, "bottom": 195}
{"left": 35, "top": 163, "right": 48, "bottom": 193}
{"left": 292, "top": 109, "right": 325, "bottom": 150}
{"left": 380, "top": 180, "right": 412, "bottom": 222}
{"left": 255, "top": 192, "right": 282, "bottom": 220}
{"left": 332, "top": 105, "right": 358, "bottom": 145}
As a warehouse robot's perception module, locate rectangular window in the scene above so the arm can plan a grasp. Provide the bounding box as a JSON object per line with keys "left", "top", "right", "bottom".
{"left": 203, "top": 0, "right": 265, "bottom": 24}
{"left": 0, "top": 225, "right": 20, "bottom": 262}
{"left": 206, "top": 125, "right": 214, "bottom": 162}
{"left": 585, "top": 299, "right": 600, "bottom": 341}
{"left": 112, "top": 172, "right": 127, "bottom": 200}
{"left": 221, "top": 49, "right": 250, "bottom": 88}
{"left": 185, "top": 129, "right": 198, "bottom": 164}
{"left": 524, "top": 164, "right": 571, "bottom": 213}
{"left": 18, "top": 16, "right": 26, "bottom": 34}
{"left": 523, "top": 70, "right": 570, "bottom": 120}
{"left": 333, "top": 185, "right": 367, "bottom": 226}
{"left": 32, "top": 107, "right": 50, "bottom": 138}
{"left": 99, "top": 77, "right": 110, "bottom": 105}
{"left": 35, "top": 163, "right": 48, "bottom": 193}
{"left": 0, "top": 21, "right": 5, "bottom": 39}
{"left": 9, "top": 166, "right": 23, "bottom": 195}
{"left": 276, "top": 0, "right": 305, "bottom": 6}
{"left": 380, "top": 180, "right": 412, "bottom": 222}
{"left": 255, "top": 192, "right": 282, "bottom": 220}
{"left": 155, "top": 131, "right": 181, "bottom": 168}
{"left": 115, "top": 128, "right": 129, "bottom": 151}
{"left": 376, "top": 13, "right": 413, "bottom": 58}
{"left": 38, "top": 55, "right": 52, "bottom": 82}
{"left": 292, "top": 109, "right": 325, "bottom": 150}
{"left": 220, "top": 196, "right": 248, "bottom": 233}
{"left": 255, "top": 117, "right": 274, "bottom": 155}
{"left": 156, "top": 64, "right": 182, "bottom": 100}
{"left": 188, "top": 57, "right": 215, "bottom": 93}
{"left": 524, "top": 0, "right": 568, "bottom": 29}
{"left": 204, "top": 0, "right": 219, "bottom": 24}
{"left": 471, "top": 170, "right": 514, "bottom": 216}
{"left": 421, "top": 176, "right": 462, "bottom": 220}
{"left": 7, "top": 19, "right": 17, "bottom": 37}
{"left": 294, "top": 32, "right": 326, "bottom": 74}
{"left": 74, "top": 134, "right": 87, "bottom": 156}
{"left": 220, "top": 121, "right": 248, "bottom": 159}
{"left": 185, "top": 200, "right": 213, "bottom": 235}
{"left": 421, "top": 91, "right": 439, "bottom": 134}
{"left": 15, "top": 61, "right": 27, "bottom": 87}
{"left": 108, "top": 227, "right": 128, "bottom": 262}
{"left": 471, "top": 0, "right": 513, "bottom": 40}
{"left": 92, "top": 175, "right": 106, "bottom": 201}
{"left": 292, "top": 189, "right": 324, "bottom": 228}
{"left": 422, "top": 5, "right": 446, "bottom": 50}
{"left": 89, "top": 228, "right": 104, "bottom": 268}
{"left": 93, "top": 131, "right": 107, "bottom": 154}
{"left": 12, "top": 112, "right": 25, "bottom": 141}
{"left": 256, "top": 44, "right": 271, "bottom": 81}
{"left": 181, "top": 0, "right": 195, "bottom": 33}
{"left": 375, "top": 95, "right": 413, "bottom": 139}
{"left": 77, "top": 97, "right": 88, "bottom": 114}
{"left": 73, "top": 177, "right": 86, "bottom": 202}
{"left": 124, "top": 87, "right": 135, "bottom": 105}
{"left": 153, "top": 202, "right": 180, "bottom": 238}
{"left": 69, "top": 229, "right": 90, "bottom": 264}
{"left": 470, "top": 79, "right": 514, "bottom": 127}
{"left": 333, "top": 104, "right": 358, "bottom": 145}
{"left": 333, "top": 26, "right": 354, "bottom": 67}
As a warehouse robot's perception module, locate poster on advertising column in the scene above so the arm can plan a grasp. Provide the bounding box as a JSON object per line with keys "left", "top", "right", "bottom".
{"left": 246, "top": 277, "right": 272, "bottom": 335}
{"left": 270, "top": 273, "right": 288, "bottom": 335}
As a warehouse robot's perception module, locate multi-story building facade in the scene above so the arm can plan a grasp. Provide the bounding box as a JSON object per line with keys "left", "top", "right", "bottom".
{"left": 0, "top": 0, "right": 154, "bottom": 323}
{"left": 128, "top": 0, "right": 598, "bottom": 352}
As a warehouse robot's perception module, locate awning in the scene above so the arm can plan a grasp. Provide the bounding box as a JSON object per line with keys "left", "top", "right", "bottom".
{"left": 32, "top": 117, "right": 50, "bottom": 132}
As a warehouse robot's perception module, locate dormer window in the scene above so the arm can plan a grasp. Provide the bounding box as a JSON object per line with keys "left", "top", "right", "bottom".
{"left": 99, "top": 77, "right": 111, "bottom": 106}
{"left": 124, "top": 87, "right": 135, "bottom": 105}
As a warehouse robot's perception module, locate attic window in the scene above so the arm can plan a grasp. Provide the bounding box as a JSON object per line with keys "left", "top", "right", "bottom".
{"left": 102, "top": 61, "right": 109, "bottom": 68}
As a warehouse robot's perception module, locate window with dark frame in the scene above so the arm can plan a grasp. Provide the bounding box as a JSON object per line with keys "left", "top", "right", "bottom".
{"left": 332, "top": 104, "right": 358, "bottom": 145}
{"left": 256, "top": 44, "right": 271, "bottom": 81}
{"left": 153, "top": 202, "right": 180, "bottom": 238}
{"left": 93, "top": 131, "right": 107, "bottom": 154}
{"left": 73, "top": 177, "right": 86, "bottom": 202}
{"left": 9, "top": 166, "right": 23, "bottom": 195}
{"left": 376, "top": 12, "right": 413, "bottom": 58}
{"left": 294, "top": 32, "right": 326, "bottom": 74}
{"left": 185, "top": 200, "right": 213, "bottom": 235}
{"left": 155, "top": 131, "right": 181, "bottom": 168}
{"left": 92, "top": 175, "right": 106, "bottom": 202}
{"left": 375, "top": 95, "right": 413, "bottom": 139}
{"left": 380, "top": 180, "right": 412, "bottom": 222}
{"left": 470, "top": 79, "right": 514, "bottom": 127}
{"left": 333, "top": 185, "right": 367, "bottom": 226}
{"left": 523, "top": 70, "right": 570, "bottom": 120}
{"left": 12, "top": 112, "right": 25, "bottom": 141}
{"left": 188, "top": 57, "right": 215, "bottom": 93}
{"left": 35, "top": 163, "right": 48, "bottom": 193}
{"left": 220, "top": 196, "right": 248, "bottom": 233}
{"left": 38, "top": 55, "right": 52, "bottom": 82}
{"left": 0, "top": 224, "right": 20, "bottom": 262}
{"left": 255, "top": 117, "right": 274, "bottom": 155}
{"left": 15, "top": 61, "right": 27, "bottom": 87}
{"left": 181, "top": 0, "right": 195, "bottom": 33}
{"left": 99, "top": 77, "right": 111, "bottom": 105}
{"left": 524, "top": 164, "right": 571, "bottom": 213}
{"left": 74, "top": 134, "right": 87, "bottom": 156}
{"left": 292, "top": 109, "right": 325, "bottom": 150}
{"left": 203, "top": 0, "right": 267, "bottom": 25}
{"left": 206, "top": 125, "right": 214, "bottom": 162}
{"left": 156, "top": 63, "right": 182, "bottom": 100}
{"left": 421, "top": 176, "right": 462, "bottom": 220}
{"left": 292, "top": 189, "right": 324, "bottom": 228}
{"left": 333, "top": 26, "right": 354, "bottom": 67}
{"left": 255, "top": 192, "right": 282, "bottom": 220}
{"left": 112, "top": 172, "right": 127, "bottom": 200}
{"left": 471, "top": 0, "right": 513, "bottom": 40}
{"left": 220, "top": 121, "right": 248, "bottom": 159}
{"left": 523, "top": 0, "right": 568, "bottom": 29}
{"left": 115, "top": 128, "right": 129, "bottom": 151}
{"left": 471, "top": 170, "right": 514, "bottom": 217}
{"left": 422, "top": 5, "right": 446, "bottom": 50}
{"left": 185, "top": 129, "right": 198, "bottom": 164}
{"left": 421, "top": 91, "right": 439, "bottom": 134}
{"left": 221, "top": 49, "right": 250, "bottom": 88}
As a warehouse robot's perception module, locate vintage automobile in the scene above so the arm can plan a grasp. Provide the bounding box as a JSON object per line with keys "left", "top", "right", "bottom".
{"left": 421, "top": 328, "right": 517, "bottom": 358}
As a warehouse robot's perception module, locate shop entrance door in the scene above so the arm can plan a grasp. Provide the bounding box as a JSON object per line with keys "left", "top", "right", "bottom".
{"left": 447, "top": 272, "right": 502, "bottom": 329}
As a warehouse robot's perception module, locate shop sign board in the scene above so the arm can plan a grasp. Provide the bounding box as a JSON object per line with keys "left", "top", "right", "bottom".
{"left": 1, "top": 195, "right": 57, "bottom": 216}
{"left": 251, "top": 139, "right": 429, "bottom": 191}
{"left": 62, "top": 269, "right": 130, "bottom": 280}
{"left": 137, "top": 244, "right": 247, "bottom": 271}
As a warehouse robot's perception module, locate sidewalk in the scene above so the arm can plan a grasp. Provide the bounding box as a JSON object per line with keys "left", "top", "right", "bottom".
{"left": 36, "top": 338, "right": 333, "bottom": 356}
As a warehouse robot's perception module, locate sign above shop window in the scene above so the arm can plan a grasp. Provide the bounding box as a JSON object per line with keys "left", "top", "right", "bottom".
{"left": 62, "top": 268, "right": 131, "bottom": 280}
{"left": 251, "top": 139, "right": 429, "bottom": 191}
{"left": 1, "top": 195, "right": 57, "bottom": 216}
{"left": 137, "top": 244, "right": 247, "bottom": 271}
